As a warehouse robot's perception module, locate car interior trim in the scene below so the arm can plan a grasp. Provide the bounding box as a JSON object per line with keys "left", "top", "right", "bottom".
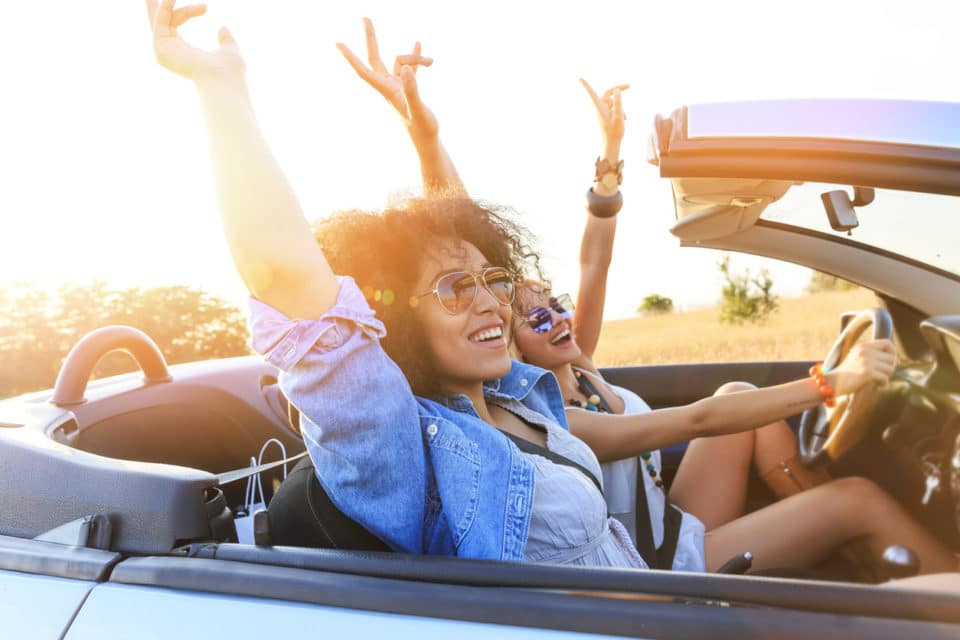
{"left": 753, "top": 221, "right": 960, "bottom": 284}
{"left": 599, "top": 361, "right": 813, "bottom": 410}
{"left": 0, "top": 534, "right": 121, "bottom": 582}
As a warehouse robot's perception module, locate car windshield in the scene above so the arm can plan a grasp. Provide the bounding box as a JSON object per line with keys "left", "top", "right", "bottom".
{"left": 759, "top": 184, "right": 960, "bottom": 277}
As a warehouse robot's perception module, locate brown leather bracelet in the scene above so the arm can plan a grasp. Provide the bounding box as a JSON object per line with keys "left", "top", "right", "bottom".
{"left": 586, "top": 187, "right": 623, "bottom": 218}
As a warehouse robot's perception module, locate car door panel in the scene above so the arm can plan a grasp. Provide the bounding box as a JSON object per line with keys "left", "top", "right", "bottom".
{"left": 0, "top": 570, "right": 94, "bottom": 640}
{"left": 0, "top": 535, "right": 123, "bottom": 640}
{"left": 600, "top": 362, "right": 813, "bottom": 411}
{"left": 66, "top": 582, "right": 619, "bottom": 640}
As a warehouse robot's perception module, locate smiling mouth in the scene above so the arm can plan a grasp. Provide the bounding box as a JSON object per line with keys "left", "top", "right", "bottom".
{"left": 550, "top": 328, "right": 571, "bottom": 345}
{"left": 469, "top": 326, "right": 504, "bottom": 343}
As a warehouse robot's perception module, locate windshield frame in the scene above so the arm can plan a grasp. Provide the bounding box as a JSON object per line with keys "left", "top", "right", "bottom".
{"left": 756, "top": 218, "right": 960, "bottom": 284}
{"left": 652, "top": 101, "right": 960, "bottom": 200}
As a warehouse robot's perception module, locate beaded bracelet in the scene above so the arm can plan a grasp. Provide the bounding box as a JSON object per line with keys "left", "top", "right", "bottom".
{"left": 809, "top": 363, "right": 836, "bottom": 408}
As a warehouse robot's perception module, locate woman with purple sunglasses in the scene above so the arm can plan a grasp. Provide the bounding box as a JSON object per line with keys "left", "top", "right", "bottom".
{"left": 339, "top": 19, "right": 959, "bottom": 577}
{"left": 507, "top": 80, "right": 835, "bottom": 574}
{"left": 506, "top": 83, "right": 830, "bottom": 571}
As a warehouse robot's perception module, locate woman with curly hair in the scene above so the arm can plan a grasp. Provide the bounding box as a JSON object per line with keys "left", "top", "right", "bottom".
{"left": 145, "top": 2, "right": 957, "bottom": 577}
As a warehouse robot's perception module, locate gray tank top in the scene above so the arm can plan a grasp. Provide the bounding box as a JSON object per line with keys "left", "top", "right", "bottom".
{"left": 486, "top": 393, "right": 645, "bottom": 568}
{"left": 521, "top": 419, "right": 648, "bottom": 568}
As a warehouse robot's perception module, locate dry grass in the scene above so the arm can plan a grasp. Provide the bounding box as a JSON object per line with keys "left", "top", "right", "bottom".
{"left": 593, "top": 289, "right": 877, "bottom": 366}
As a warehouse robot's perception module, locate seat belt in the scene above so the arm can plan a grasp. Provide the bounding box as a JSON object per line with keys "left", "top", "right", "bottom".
{"left": 572, "top": 370, "right": 681, "bottom": 571}
{"left": 633, "top": 463, "right": 658, "bottom": 568}
{"left": 499, "top": 431, "right": 604, "bottom": 497}
{"left": 634, "top": 461, "right": 682, "bottom": 570}
{"left": 216, "top": 451, "right": 309, "bottom": 486}
{"left": 657, "top": 497, "right": 682, "bottom": 570}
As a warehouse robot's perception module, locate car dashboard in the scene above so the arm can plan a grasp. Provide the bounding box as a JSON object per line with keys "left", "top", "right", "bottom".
{"left": 881, "top": 315, "right": 960, "bottom": 544}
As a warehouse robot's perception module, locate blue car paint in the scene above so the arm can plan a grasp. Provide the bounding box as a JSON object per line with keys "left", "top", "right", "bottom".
{"left": 0, "top": 569, "right": 94, "bottom": 640}
{"left": 64, "top": 582, "right": 622, "bottom": 640}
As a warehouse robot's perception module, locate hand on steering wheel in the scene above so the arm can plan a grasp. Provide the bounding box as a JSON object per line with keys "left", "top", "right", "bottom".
{"left": 830, "top": 339, "right": 898, "bottom": 395}
{"left": 799, "top": 308, "right": 896, "bottom": 466}
{"left": 336, "top": 18, "right": 437, "bottom": 140}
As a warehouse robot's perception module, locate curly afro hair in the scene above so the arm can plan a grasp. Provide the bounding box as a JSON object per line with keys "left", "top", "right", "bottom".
{"left": 313, "top": 197, "right": 546, "bottom": 397}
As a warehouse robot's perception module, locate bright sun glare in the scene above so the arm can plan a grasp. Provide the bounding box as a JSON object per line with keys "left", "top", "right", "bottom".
{"left": 1, "top": 1, "right": 958, "bottom": 317}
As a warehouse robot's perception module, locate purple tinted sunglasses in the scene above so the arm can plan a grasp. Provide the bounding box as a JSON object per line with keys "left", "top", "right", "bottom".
{"left": 524, "top": 293, "right": 574, "bottom": 334}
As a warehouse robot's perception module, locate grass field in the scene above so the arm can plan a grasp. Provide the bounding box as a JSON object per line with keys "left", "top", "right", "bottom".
{"left": 593, "top": 289, "right": 877, "bottom": 367}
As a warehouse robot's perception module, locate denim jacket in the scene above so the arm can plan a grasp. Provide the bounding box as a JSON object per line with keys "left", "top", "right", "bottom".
{"left": 249, "top": 276, "right": 569, "bottom": 561}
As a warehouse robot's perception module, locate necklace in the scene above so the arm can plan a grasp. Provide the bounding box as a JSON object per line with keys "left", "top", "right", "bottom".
{"left": 570, "top": 369, "right": 665, "bottom": 490}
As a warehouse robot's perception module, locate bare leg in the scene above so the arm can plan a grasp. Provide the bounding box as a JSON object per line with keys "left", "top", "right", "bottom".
{"left": 703, "top": 477, "right": 958, "bottom": 574}
{"left": 669, "top": 382, "right": 797, "bottom": 530}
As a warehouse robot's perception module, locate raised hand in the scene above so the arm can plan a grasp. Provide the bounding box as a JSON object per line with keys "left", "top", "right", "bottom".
{"left": 580, "top": 79, "right": 629, "bottom": 152}
{"left": 830, "top": 340, "right": 898, "bottom": 395}
{"left": 336, "top": 18, "right": 437, "bottom": 140}
{"left": 145, "top": 0, "right": 245, "bottom": 83}
{"left": 569, "top": 80, "right": 630, "bottom": 360}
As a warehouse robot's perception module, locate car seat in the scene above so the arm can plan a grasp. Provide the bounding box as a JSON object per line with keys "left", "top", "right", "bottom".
{"left": 266, "top": 456, "right": 391, "bottom": 551}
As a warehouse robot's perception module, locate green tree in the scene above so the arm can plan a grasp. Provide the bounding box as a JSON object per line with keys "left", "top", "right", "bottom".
{"left": 805, "top": 271, "right": 859, "bottom": 294}
{"left": 717, "top": 257, "right": 778, "bottom": 325}
{"left": 0, "top": 282, "right": 250, "bottom": 398}
{"left": 637, "top": 294, "right": 674, "bottom": 315}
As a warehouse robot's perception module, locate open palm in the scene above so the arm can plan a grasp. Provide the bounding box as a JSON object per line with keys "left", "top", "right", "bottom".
{"left": 146, "top": 0, "right": 245, "bottom": 81}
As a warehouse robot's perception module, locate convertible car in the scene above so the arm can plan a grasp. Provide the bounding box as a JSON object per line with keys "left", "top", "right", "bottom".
{"left": 2, "top": 99, "right": 959, "bottom": 639}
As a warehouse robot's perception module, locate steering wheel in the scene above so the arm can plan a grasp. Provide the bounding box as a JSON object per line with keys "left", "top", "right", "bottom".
{"left": 798, "top": 308, "right": 893, "bottom": 466}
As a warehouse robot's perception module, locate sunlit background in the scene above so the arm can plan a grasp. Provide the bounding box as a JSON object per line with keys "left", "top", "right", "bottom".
{"left": 1, "top": 0, "right": 958, "bottom": 318}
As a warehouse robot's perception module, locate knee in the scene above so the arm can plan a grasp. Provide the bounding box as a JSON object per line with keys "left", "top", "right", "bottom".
{"left": 713, "top": 381, "right": 757, "bottom": 396}
{"left": 828, "top": 476, "right": 892, "bottom": 512}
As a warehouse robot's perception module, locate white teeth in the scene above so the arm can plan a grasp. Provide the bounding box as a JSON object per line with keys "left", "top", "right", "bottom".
{"left": 550, "top": 328, "right": 570, "bottom": 345}
{"left": 470, "top": 326, "right": 503, "bottom": 342}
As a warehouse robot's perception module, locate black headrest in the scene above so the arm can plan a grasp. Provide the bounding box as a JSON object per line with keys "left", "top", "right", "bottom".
{"left": 267, "top": 457, "right": 391, "bottom": 552}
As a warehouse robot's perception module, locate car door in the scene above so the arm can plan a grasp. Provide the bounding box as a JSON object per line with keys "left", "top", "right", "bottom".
{"left": 0, "top": 535, "right": 121, "bottom": 640}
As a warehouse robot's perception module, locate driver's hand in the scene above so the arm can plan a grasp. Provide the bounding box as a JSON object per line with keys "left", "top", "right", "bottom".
{"left": 828, "top": 339, "right": 898, "bottom": 396}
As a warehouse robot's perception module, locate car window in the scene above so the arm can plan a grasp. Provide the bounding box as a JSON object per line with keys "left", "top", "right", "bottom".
{"left": 593, "top": 259, "right": 877, "bottom": 367}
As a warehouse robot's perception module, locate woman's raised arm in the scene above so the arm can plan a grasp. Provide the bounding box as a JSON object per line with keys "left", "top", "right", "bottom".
{"left": 571, "top": 79, "right": 628, "bottom": 364}
{"left": 337, "top": 19, "right": 465, "bottom": 196}
{"left": 146, "top": 0, "right": 337, "bottom": 319}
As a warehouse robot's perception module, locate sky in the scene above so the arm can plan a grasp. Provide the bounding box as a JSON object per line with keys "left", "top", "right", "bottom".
{"left": 1, "top": 0, "right": 958, "bottom": 319}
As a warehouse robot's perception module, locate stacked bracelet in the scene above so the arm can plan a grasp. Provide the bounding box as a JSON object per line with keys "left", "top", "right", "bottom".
{"left": 586, "top": 188, "right": 623, "bottom": 218}
{"left": 595, "top": 157, "right": 624, "bottom": 188}
{"left": 809, "top": 363, "right": 836, "bottom": 408}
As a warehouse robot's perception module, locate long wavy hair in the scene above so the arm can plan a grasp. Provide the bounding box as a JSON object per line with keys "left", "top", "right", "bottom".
{"left": 313, "top": 197, "right": 545, "bottom": 397}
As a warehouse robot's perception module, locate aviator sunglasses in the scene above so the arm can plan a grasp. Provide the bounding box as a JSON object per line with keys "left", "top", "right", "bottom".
{"left": 413, "top": 267, "right": 516, "bottom": 315}
{"left": 523, "top": 293, "right": 575, "bottom": 334}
